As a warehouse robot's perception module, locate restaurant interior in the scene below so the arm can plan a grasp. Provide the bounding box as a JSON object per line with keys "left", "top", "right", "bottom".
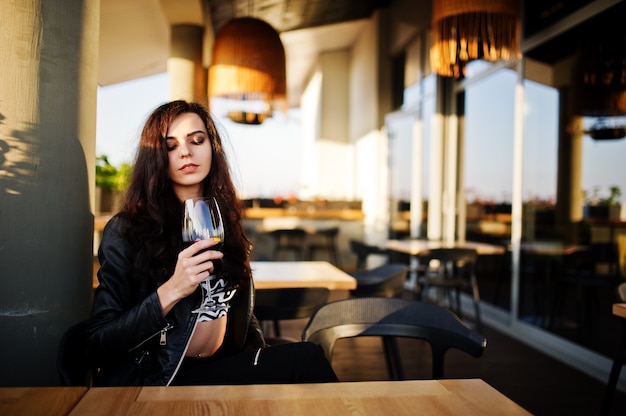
{"left": 2, "top": 0, "right": 626, "bottom": 414}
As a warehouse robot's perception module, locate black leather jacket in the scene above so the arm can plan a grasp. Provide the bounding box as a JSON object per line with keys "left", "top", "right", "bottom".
{"left": 86, "top": 216, "right": 265, "bottom": 386}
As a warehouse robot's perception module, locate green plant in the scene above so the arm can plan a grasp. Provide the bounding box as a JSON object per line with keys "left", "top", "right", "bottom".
{"left": 96, "top": 155, "right": 131, "bottom": 191}
{"left": 583, "top": 185, "right": 622, "bottom": 205}
{"left": 603, "top": 185, "right": 622, "bottom": 205}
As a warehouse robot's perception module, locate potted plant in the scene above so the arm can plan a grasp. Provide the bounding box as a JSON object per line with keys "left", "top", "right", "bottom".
{"left": 95, "top": 155, "right": 131, "bottom": 214}
{"left": 584, "top": 185, "right": 622, "bottom": 220}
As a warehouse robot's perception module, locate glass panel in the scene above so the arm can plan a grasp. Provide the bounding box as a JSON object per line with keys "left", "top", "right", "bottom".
{"left": 519, "top": 80, "right": 560, "bottom": 329}
{"left": 522, "top": 88, "right": 626, "bottom": 358}
{"left": 388, "top": 113, "right": 414, "bottom": 239}
{"left": 463, "top": 69, "right": 516, "bottom": 312}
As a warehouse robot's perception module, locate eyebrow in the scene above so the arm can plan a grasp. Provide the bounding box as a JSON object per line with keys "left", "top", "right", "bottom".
{"left": 165, "top": 130, "right": 206, "bottom": 140}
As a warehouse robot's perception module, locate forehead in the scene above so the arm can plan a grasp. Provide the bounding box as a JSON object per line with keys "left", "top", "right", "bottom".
{"left": 166, "top": 112, "right": 206, "bottom": 136}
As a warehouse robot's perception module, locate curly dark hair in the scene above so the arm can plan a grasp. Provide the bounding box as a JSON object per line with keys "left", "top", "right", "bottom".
{"left": 118, "top": 100, "right": 251, "bottom": 287}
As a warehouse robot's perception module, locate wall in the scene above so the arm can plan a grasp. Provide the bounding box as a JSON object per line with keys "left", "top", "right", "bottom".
{"left": 0, "top": 1, "right": 98, "bottom": 386}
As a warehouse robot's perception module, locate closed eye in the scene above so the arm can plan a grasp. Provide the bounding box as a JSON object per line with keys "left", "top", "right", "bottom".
{"left": 165, "top": 131, "right": 207, "bottom": 151}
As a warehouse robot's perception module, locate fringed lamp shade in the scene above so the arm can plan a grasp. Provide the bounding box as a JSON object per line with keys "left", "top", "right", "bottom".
{"left": 430, "top": 0, "right": 521, "bottom": 78}
{"left": 208, "top": 17, "right": 286, "bottom": 124}
{"left": 571, "top": 37, "right": 626, "bottom": 118}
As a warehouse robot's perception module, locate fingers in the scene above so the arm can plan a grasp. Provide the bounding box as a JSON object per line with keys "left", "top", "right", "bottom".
{"left": 181, "top": 239, "right": 224, "bottom": 259}
{"left": 178, "top": 240, "right": 222, "bottom": 281}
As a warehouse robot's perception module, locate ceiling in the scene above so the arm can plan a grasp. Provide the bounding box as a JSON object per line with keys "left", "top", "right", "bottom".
{"left": 99, "top": 0, "right": 388, "bottom": 107}
{"left": 208, "top": 0, "right": 388, "bottom": 33}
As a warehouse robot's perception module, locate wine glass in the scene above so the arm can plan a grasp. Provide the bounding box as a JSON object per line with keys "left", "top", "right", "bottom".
{"left": 182, "top": 197, "right": 224, "bottom": 314}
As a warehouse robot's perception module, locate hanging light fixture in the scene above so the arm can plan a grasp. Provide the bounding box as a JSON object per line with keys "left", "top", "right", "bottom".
{"left": 208, "top": 17, "right": 286, "bottom": 125}
{"left": 430, "top": 0, "right": 521, "bottom": 78}
{"left": 570, "top": 18, "right": 626, "bottom": 140}
{"left": 571, "top": 36, "right": 626, "bottom": 118}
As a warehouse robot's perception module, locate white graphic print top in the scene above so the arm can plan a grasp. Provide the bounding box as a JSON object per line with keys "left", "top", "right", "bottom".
{"left": 196, "top": 274, "right": 237, "bottom": 322}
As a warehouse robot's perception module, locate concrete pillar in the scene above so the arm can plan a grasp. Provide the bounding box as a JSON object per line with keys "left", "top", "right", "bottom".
{"left": 0, "top": 1, "right": 98, "bottom": 386}
{"left": 556, "top": 90, "right": 584, "bottom": 243}
{"left": 168, "top": 24, "right": 206, "bottom": 104}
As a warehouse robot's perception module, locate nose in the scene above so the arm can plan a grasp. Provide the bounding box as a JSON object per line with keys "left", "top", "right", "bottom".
{"left": 178, "top": 140, "right": 191, "bottom": 157}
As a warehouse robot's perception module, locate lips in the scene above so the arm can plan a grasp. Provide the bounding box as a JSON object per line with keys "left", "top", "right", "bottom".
{"left": 180, "top": 163, "right": 199, "bottom": 173}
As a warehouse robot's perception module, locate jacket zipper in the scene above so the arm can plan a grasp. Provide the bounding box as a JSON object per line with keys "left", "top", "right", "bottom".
{"left": 167, "top": 315, "right": 198, "bottom": 386}
{"left": 129, "top": 322, "right": 174, "bottom": 353}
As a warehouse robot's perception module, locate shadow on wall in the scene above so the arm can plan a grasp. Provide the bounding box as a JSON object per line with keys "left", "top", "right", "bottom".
{"left": 0, "top": 110, "right": 40, "bottom": 199}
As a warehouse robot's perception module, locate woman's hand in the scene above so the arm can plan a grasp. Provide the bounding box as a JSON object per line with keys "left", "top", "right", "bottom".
{"left": 157, "top": 239, "right": 223, "bottom": 315}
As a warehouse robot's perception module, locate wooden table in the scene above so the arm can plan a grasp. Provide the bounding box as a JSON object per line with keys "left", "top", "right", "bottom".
{"left": 67, "top": 379, "right": 530, "bottom": 415}
{"left": 385, "top": 239, "right": 506, "bottom": 290}
{"left": 613, "top": 303, "right": 626, "bottom": 319}
{"left": 0, "top": 386, "right": 86, "bottom": 416}
{"left": 519, "top": 241, "right": 587, "bottom": 256}
{"left": 251, "top": 261, "right": 356, "bottom": 290}
{"left": 385, "top": 239, "right": 506, "bottom": 256}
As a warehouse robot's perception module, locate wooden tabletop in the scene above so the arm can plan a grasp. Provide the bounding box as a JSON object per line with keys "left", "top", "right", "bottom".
{"left": 251, "top": 261, "right": 357, "bottom": 290}
{"left": 66, "top": 379, "right": 530, "bottom": 415}
{"left": 245, "top": 207, "right": 365, "bottom": 220}
{"left": 518, "top": 242, "right": 588, "bottom": 256}
{"left": 613, "top": 303, "right": 626, "bottom": 319}
{"left": 385, "top": 239, "right": 506, "bottom": 256}
{"left": 0, "top": 386, "right": 86, "bottom": 416}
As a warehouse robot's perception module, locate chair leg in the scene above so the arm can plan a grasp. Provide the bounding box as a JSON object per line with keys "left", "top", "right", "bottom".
{"left": 471, "top": 275, "right": 482, "bottom": 332}
{"left": 272, "top": 320, "right": 281, "bottom": 338}
{"left": 382, "top": 337, "right": 404, "bottom": 380}
{"left": 601, "top": 325, "right": 626, "bottom": 415}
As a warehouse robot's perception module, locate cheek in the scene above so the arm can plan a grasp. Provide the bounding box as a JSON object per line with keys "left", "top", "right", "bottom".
{"left": 205, "top": 147, "right": 213, "bottom": 173}
{"left": 167, "top": 153, "right": 178, "bottom": 177}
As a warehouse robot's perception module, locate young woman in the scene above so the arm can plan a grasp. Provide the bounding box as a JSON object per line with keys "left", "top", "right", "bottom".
{"left": 87, "top": 100, "right": 337, "bottom": 386}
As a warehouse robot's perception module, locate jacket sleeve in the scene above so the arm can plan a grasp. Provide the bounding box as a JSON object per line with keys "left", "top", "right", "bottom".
{"left": 230, "top": 278, "right": 266, "bottom": 351}
{"left": 245, "top": 311, "right": 267, "bottom": 351}
{"left": 86, "top": 216, "right": 171, "bottom": 359}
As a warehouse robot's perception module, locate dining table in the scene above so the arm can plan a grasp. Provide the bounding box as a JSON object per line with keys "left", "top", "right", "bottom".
{"left": 62, "top": 379, "right": 530, "bottom": 415}
{"left": 385, "top": 239, "right": 506, "bottom": 290}
{"left": 251, "top": 260, "right": 356, "bottom": 290}
{"left": 0, "top": 386, "right": 87, "bottom": 416}
{"left": 613, "top": 303, "right": 626, "bottom": 319}
{"left": 385, "top": 239, "right": 507, "bottom": 257}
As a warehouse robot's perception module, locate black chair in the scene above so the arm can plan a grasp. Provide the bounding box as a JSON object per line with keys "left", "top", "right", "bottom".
{"left": 349, "top": 239, "right": 389, "bottom": 270}
{"left": 270, "top": 228, "right": 307, "bottom": 260}
{"left": 552, "top": 243, "right": 621, "bottom": 338}
{"left": 601, "top": 282, "right": 626, "bottom": 416}
{"left": 349, "top": 263, "right": 408, "bottom": 298}
{"left": 307, "top": 227, "right": 340, "bottom": 265}
{"left": 57, "top": 320, "right": 93, "bottom": 386}
{"left": 302, "top": 297, "right": 486, "bottom": 380}
{"left": 420, "top": 248, "right": 482, "bottom": 331}
{"left": 254, "top": 287, "right": 330, "bottom": 344}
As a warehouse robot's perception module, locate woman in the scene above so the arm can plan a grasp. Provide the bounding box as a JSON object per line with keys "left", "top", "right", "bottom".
{"left": 87, "top": 100, "right": 337, "bottom": 386}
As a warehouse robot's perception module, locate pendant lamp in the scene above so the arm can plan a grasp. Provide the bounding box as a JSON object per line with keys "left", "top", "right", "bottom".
{"left": 430, "top": 0, "right": 521, "bottom": 78}
{"left": 208, "top": 17, "right": 286, "bottom": 124}
{"left": 571, "top": 36, "right": 626, "bottom": 119}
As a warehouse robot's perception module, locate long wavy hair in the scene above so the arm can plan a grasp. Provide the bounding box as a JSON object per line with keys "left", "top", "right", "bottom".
{"left": 118, "top": 100, "right": 251, "bottom": 287}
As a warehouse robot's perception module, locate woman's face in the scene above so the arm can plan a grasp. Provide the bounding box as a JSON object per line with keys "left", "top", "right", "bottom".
{"left": 166, "top": 112, "right": 212, "bottom": 201}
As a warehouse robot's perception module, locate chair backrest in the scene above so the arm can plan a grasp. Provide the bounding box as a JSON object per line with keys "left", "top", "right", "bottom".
{"left": 349, "top": 263, "right": 408, "bottom": 298}
{"left": 591, "top": 242, "right": 620, "bottom": 277}
{"left": 57, "top": 320, "right": 92, "bottom": 386}
{"left": 254, "top": 287, "right": 331, "bottom": 321}
{"left": 617, "top": 282, "right": 626, "bottom": 302}
{"left": 317, "top": 227, "right": 339, "bottom": 238}
{"left": 302, "top": 297, "right": 486, "bottom": 379}
{"left": 425, "top": 248, "right": 478, "bottom": 276}
{"left": 349, "top": 239, "right": 388, "bottom": 270}
{"left": 271, "top": 228, "right": 307, "bottom": 240}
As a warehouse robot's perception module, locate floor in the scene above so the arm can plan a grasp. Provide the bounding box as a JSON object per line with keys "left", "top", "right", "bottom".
{"left": 273, "top": 290, "right": 626, "bottom": 416}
